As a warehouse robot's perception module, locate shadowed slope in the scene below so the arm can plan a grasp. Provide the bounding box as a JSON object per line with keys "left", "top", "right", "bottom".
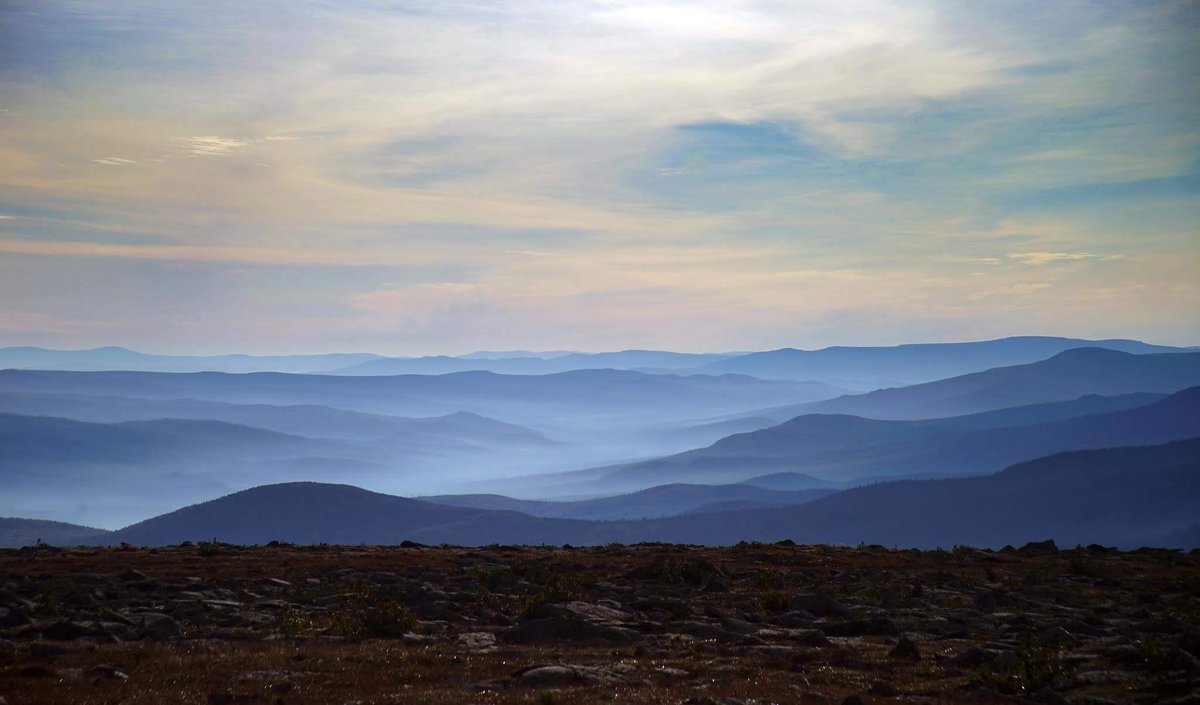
{"left": 591, "top": 386, "right": 1200, "bottom": 487}
{"left": 801, "top": 348, "right": 1200, "bottom": 420}
{"left": 698, "top": 336, "right": 1187, "bottom": 383}
{"left": 0, "top": 518, "right": 111, "bottom": 548}
{"left": 96, "top": 438, "right": 1200, "bottom": 549}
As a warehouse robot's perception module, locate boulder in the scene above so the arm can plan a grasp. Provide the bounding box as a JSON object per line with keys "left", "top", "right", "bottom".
{"left": 512, "top": 664, "right": 628, "bottom": 687}
{"left": 135, "top": 613, "right": 182, "bottom": 640}
{"left": 790, "top": 594, "right": 847, "bottom": 617}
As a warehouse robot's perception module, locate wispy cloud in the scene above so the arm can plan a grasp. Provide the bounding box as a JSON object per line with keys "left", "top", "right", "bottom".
{"left": 1008, "top": 251, "right": 1097, "bottom": 266}
{"left": 0, "top": 0, "right": 1195, "bottom": 351}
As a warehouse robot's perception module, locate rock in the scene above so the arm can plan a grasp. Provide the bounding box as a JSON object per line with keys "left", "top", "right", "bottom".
{"left": 135, "top": 613, "right": 182, "bottom": 640}
{"left": 30, "top": 641, "right": 86, "bottom": 657}
{"left": 842, "top": 695, "right": 867, "bottom": 705}
{"left": 773, "top": 611, "right": 816, "bottom": 628}
{"left": 719, "top": 616, "right": 759, "bottom": 635}
{"left": 791, "top": 628, "right": 830, "bottom": 646}
{"left": 1037, "top": 625, "right": 1078, "bottom": 646}
{"left": 823, "top": 618, "right": 900, "bottom": 637}
{"left": 457, "top": 632, "right": 497, "bottom": 650}
{"left": 676, "top": 620, "right": 760, "bottom": 644}
{"left": 1106, "top": 644, "right": 1144, "bottom": 665}
{"left": 503, "top": 617, "right": 640, "bottom": 645}
{"left": 1030, "top": 687, "right": 1067, "bottom": 705}
{"left": 92, "top": 664, "right": 129, "bottom": 682}
{"left": 790, "top": 594, "right": 847, "bottom": 617}
{"left": 512, "top": 664, "right": 628, "bottom": 687}
{"left": 889, "top": 636, "right": 921, "bottom": 661}
{"left": 529, "top": 601, "right": 633, "bottom": 624}
{"left": 121, "top": 569, "right": 149, "bottom": 581}
{"left": 1019, "top": 539, "right": 1059, "bottom": 554}
{"left": 946, "top": 647, "right": 997, "bottom": 667}
{"left": 207, "top": 695, "right": 268, "bottom": 704}
{"left": 0, "top": 606, "right": 31, "bottom": 629}
{"left": 42, "top": 621, "right": 92, "bottom": 641}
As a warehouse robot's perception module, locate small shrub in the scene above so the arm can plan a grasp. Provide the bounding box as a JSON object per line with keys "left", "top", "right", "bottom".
{"left": 758, "top": 590, "right": 790, "bottom": 614}
{"left": 196, "top": 539, "right": 225, "bottom": 557}
{"left": 328, "top": 582, "right": 417, "bottom": 639}
{"left": 971, "top": 633, "right": 1070, "bottom": 694}
{"left": 274, "top": 606, "right": 317, "bottom": 638}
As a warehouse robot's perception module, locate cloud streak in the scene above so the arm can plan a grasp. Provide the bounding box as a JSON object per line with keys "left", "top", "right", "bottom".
{"left": 0, "top": 0, "right": 1196, "bottom": 351}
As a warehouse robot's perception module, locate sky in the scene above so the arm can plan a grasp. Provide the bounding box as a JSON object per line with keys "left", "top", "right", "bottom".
{"left": 0, "top": 0, "right": 1197, "bottom": 355}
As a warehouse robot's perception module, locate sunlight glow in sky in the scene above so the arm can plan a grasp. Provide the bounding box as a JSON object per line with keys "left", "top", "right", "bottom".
{"left": 1, "top": 0, "right": 1197, "bottom": 353}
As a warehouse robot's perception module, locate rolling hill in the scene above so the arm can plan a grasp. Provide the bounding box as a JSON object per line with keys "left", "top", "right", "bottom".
{"left": 102, "top": 483, "right": 598, "bottom": 546}
{"left": 0, "top": 368, "right": 837, "bottom": 425}
{"left": 0, "top": 518, "right": 111, "bottom": 548}
{"left": 421, "top": 482, "right": 835, "bottom": 520}
{"left": 618, "top": 437, "right": 1200, "bottom": 549}
{"left": 89, "top": 438, "right": 1200, "bottom": 549}
{"left": 697, "top": 336, "right": 1188, "bottom": 384}
{"left": 0, "top": 391, "right": 552, "bottom": 445}
{"left": 799, "top": 348, "right": 1200, "bottom": 420}
{"left": 584, "top": 386, "right": 1200, "bottom": 489}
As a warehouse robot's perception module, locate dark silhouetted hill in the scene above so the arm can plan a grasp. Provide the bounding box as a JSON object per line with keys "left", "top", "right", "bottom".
{"left": 0, "top": 518, "right": 111, "bottom": 548}
{"left": 623, "top": 437, "right": 1200, "bottom": 548}
{"left": 103, "top": 483, "right": 604, "bottom": 546}
{"left": 93, "top": 437, "right": 1200, "bottom": 549}
{"left": 422, "top": 483, "right": 834, "bottom": 520}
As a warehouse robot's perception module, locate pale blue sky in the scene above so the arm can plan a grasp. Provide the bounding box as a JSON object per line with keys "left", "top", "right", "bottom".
{"left": 1, "top": 0, "right": 1197, "bottom": 354}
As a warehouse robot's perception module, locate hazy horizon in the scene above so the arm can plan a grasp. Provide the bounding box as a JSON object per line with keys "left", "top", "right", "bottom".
{"left": 1, "top": 333, "right": 1198, "bottom": 360}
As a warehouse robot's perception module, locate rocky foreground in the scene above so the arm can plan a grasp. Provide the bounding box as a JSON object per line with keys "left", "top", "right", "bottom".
{"left": 1, "top": 541, "right": 1198, "bottom": 704}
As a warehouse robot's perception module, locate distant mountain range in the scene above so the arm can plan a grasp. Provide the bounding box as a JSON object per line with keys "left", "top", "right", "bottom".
{"left": 573, "top": 386, "right": 1200, "bottom": 491}
{"left": 17, "top": 437, "right": 1194, "bottom": 549}
{"left": 694, "top": 336, "right": 1190, "bottom": 384}
{"left": 0, "top": 367, "right": 840, "bottom": 527}
{"left": 0, "top": 368, "right": 836, "bottom": 425}
{"left": 644, "top": 389, "right": 1167, "bottom": 449}
{"left": 614, "top": 437, "right": 1200, "bottom": 549}
{"left": 2, "top": 336, "right": 1196, "bottom": 549}
{"left": 0, "top": 391, "right": 552, "bottom": 445}
{"left": 5, "top": 337, "right": 1191, "bottom": 385}
{"left": 0, "top": 408, "right": 549, "bottom": 528}
{"left": 330, "top": 350, "right": 735, "bottom": 376}
{"left": 800, "top": 348, "right": 1200, "bottom": 420}
{"left": 0, "top": 346, "right": 383, "bottom": 374}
